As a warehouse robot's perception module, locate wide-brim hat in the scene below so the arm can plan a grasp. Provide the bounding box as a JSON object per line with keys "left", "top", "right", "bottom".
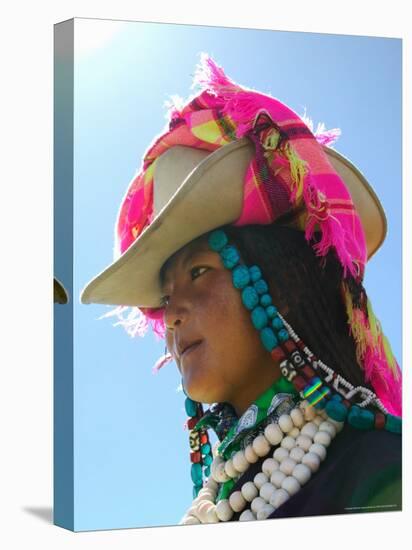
{"left": 80, "top": 137, "right": 386, "bottom": 308}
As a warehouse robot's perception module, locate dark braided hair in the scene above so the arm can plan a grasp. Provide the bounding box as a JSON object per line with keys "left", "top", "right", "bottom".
{"left": 223, "top": 223, "right": 375, "bottom": 393}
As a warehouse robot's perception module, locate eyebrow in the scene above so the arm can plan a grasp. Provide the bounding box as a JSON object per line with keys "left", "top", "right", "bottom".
{"left": 160, "top": 246, "right": 211, "bottom": 290}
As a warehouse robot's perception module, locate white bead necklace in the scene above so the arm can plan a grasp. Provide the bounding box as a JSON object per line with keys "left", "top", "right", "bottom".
{"left": 179, "top": 399, "right": 343, "bottom": 524}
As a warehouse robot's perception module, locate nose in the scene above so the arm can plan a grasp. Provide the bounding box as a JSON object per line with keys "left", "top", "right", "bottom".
{"left": 164, "top": 288, "right": 190, "bottom": 330}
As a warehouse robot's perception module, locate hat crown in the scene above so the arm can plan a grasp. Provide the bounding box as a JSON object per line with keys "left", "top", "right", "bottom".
{"left": 153, "top": 146, "right": 210, "bottom": 216}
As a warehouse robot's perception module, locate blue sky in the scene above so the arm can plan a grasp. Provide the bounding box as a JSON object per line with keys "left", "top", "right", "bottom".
{"left": 66, "top": 18, "right": 402, "bottom": 530}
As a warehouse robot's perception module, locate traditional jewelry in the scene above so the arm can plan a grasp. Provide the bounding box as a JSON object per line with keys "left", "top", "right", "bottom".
{"left": 179, "top": 228, "right": 401, "bottom": 523}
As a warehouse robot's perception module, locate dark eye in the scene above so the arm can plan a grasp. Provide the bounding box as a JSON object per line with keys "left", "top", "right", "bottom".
{"left": 190, "top": 266, "right": 208, "bottom": 280}
{"left": 160, "top": 295, "right": 170, "bottom": 308}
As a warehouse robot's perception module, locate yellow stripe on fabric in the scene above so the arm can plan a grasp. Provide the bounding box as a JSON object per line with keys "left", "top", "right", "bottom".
{"left": 143, "top": 161, "right": 156, "bottom": 185}
{"left": 191, "top": 119, "right": 231, "bottom": 146}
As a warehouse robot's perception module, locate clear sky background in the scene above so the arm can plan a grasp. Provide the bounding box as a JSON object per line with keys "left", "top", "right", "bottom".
{"left": 66, "top": 18, "right": 402, "bottom": 530}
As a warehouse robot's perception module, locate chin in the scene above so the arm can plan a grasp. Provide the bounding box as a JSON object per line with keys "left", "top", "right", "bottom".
{"left": 184, "top": 378, "right": 223, "bottom": 406}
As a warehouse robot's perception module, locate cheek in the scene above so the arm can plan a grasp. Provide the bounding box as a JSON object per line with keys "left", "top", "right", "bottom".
{"left": 201, "top": 275, "right": 262, "bottom": 359}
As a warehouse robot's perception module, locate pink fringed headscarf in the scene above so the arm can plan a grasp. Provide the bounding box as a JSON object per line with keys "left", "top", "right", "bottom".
{"left": 102, "top": 53, "right": 401, "bottom": 416}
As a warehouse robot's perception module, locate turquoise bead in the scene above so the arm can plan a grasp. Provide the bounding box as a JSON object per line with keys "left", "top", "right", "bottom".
{"left": 348, "top": 405, "right": 375, "bottom": 430}
{"left": 208, "top": 229, "right": 228, "bottom": 252}
{"left": 278, "top": 328, "right": 289, "bottom": 342}
{"left": 204, "top": 465, "right": 211, "bottom": 477}
{"left": 201, "top": 443, "right": 211, "bottom": 455}
{"left": 251, "top": 306, "right": 269, "bottom": 330}
{"left": 184, "top": 397, "right": 198, "bottom": 417}
{"left": 272, "top": 316, "right": 284, "bottom": 330}
{"left": 260, "top": 327, "right": 278, "bottom": 352}
{"left": 203, "top": 454, "right": 213, "bottom": 466}
{"left": 191, "top": 463, "right": 203, "bottom": 484}
{"left": 220, "top": 245, "right": 240, "bottom": 269}
{"left": 249, "top": 265, "right": 262, "bottom": 282}
{"left": 385, "top": 414, "right": 402, "bottom": 434}
{"left": 325, "top": 399, "right": 348, "bottom": 421}
{"left": 254, "top": 279, "right": 268, "bottom": 295}
{"left": 260, "top": 294, "right": 272, "bottom": 307}
{"left": 232, "top": 264, "right": 250, "bottom": 289}
{"left": 330, "top": 393, "right": 343, "bottom": 402}
{"left": 193, "top": 485, "right": 201, "bottom": 499}
{"left": 242, "top": 286, "right": 259, "bottom": 310}
{"left": 266, "top": 305, "right": 278, "bottom": 318}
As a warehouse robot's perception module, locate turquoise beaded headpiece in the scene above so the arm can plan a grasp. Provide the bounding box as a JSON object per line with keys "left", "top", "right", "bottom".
{"left": 184, "top": 228, "right": 401, "bottom": 498}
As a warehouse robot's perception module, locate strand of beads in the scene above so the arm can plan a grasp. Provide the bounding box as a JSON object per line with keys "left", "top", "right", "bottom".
{"left": 277, "top": 313, "right": 402, "bottom": 434}
{"left": 179, "top": 401, "right": 342, "bottom": 524}
{"left": 185, "top": 397, "right": 214, "bottom": 499}
{"left": 208, "top": 229, "right": 401, "bottom": 436}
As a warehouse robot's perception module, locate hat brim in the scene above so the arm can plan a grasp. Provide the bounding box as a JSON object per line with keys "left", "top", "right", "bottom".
{"left": 80, "top": 138, "right": 387, "bottom": 308}
{"left": 54, "top": 277, "right": 69, "bottom": 304}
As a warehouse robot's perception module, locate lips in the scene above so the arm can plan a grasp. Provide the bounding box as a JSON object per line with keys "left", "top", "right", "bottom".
{"left": 178, "top": 339, "right": 203, "bottom": 359}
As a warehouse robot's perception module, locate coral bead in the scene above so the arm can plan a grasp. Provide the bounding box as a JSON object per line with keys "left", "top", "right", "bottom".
{"left": 257, "top": 504, "right": 275, "bottom": 520}
{"left": 239, "top": 509, "right": 256, "bottom": 522}
{"left": 281, "top": 476, "right": 301, "bottom": 496}
{"left": 270, "top": 469, "right": 286, "bottom": 488}
{"left": 260, "top": 481, "right": 276, "bottom": 502}
{"left": 278, "top": 414, "right": 294, "bottom": 433}
{"left": 229, "top": 490, "right": 247, "bottom": 513}
{"left": 262, "top": 457, "right": 279, "bottom": 477}
{"left": 215, "top": 499, "right": 233, "bottom": 522}
{"left": 301, "top": 452, "right": 321, "bottom": 473}
{"left": 245, "top": 444, "right": 259, "bottom": 464}
{"left": 241, "top": 481, "right": 258, "bottom": 502}
{"left": 314, "top": 430, "right": 332, "bottom": 447}
{"left": 232, "top": 450, "right": 249, "bottom": 473}
{"left": 269, "top": 488, "right": 289, "bottom": 508}
{"left": 279, "top": 457, "right": 297, "bottom": 476}
{"left": 264, "top": 423, "right": 283, "bottom": 445}
{"left": 273, "top": 447, "right": 289, "bottom": 462}
{"left": 253, "top": 434, "right": 271, "bottom": 457}
{"left": 254, "top": 472, "right": 269, "bottom": 490}
{"left": 296, "top": 434, "right": 313, "bottom": 452}
{"left": 309, "top": 443, "right": 327, "bottom": 461}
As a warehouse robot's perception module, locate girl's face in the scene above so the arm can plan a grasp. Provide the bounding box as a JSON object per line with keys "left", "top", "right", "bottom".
{"left": 160, "top": 234, "right": 282, "bottom": 416}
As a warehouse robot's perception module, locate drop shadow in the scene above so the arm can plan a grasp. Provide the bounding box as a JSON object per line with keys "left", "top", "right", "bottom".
{"left": 22, "top": 506, "right": 53, "bottom": 524}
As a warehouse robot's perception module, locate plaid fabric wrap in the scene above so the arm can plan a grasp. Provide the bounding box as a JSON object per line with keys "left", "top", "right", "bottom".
{"left": 115, "top": 62, "right": 365, "bottom": 282}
